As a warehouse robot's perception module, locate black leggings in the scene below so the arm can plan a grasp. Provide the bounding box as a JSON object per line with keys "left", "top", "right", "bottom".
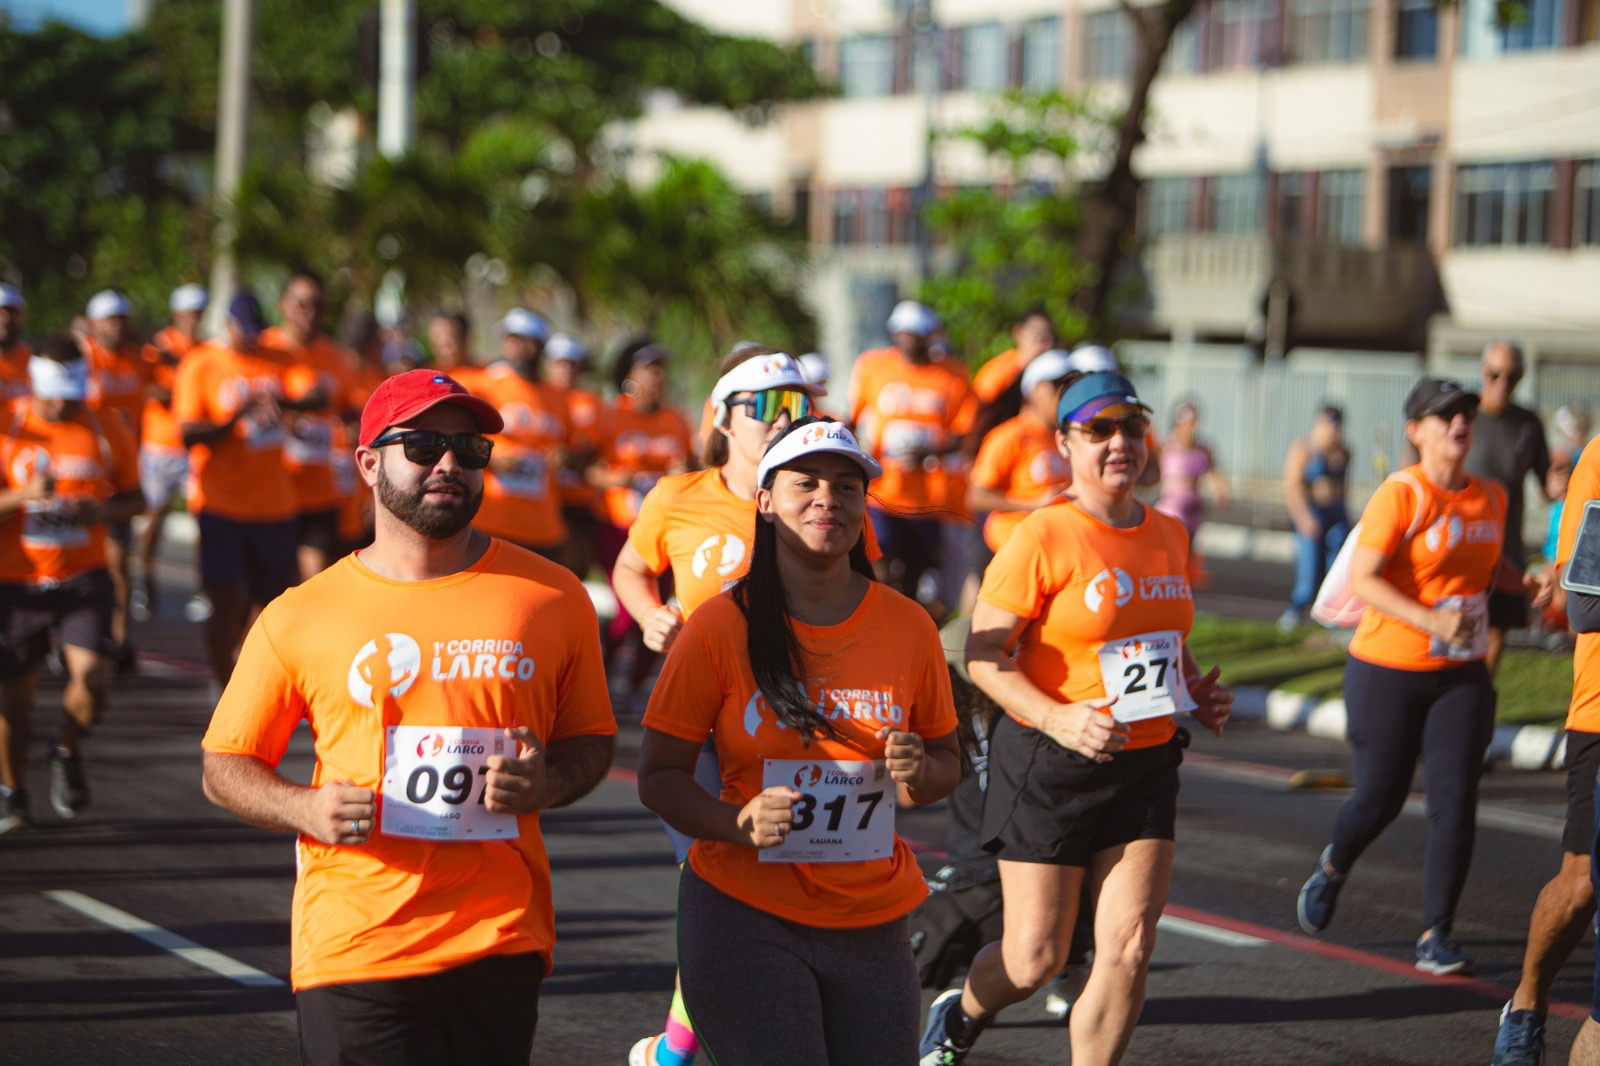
{"left": 1329, "top": 656, "right": 1496, "bottom": 935}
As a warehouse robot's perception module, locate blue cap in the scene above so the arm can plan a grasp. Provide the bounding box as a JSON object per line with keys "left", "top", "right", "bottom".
{"left": 1057, "top": 371, "right": 1149, "bottom": 427}
{"left": 228, "top": 291, "right": 268, "bottom": 336}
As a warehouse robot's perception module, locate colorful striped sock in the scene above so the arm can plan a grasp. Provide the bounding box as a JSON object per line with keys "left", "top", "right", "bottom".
{"left": 657, "top": 988, "right": 699, "bottom": 1064}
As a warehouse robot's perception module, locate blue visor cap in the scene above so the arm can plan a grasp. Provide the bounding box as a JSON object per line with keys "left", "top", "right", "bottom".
{"left": 1057, "top": 371, "right": 1150, "bottom": 427}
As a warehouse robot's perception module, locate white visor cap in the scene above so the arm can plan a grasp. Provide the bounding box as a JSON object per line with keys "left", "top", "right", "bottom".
{"left": 545, "top": 333, "right": 588, "bottom": 363}
{"left": 1066, "top": 344, "right": 1118, "bottom": 374}
{"left": 170, "top": 284, "right": 209, "bottom": 313}
{"left": 86, "top": 289, "right": 132, "bottom": 320}
{"left": 1020, "top": 349, "right": 1075, "bottom": 397}
{"left": 711, "top": 351, "right": 827, "bottom": 410}
{"left": 29, "top": 356, "right": 90, "bottom": 401}
{"left": 797, "top": 353, "right": 830, "bottom": 386}
{"left": 757, "top": 420, "right": 882, "bottom": 488}
{"left": 498, "top": 307, "right": 550, "bottom": 341}
{"left": 886, "top": 300, "right": 940, "bottom": 337}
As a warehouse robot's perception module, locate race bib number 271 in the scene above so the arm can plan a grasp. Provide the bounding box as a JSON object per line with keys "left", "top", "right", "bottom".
{"left": 1097, "top": 631, "right": 1198, "bottom": 724}
{"left": 381, "top": 725, "right": 519, "bottom": 842}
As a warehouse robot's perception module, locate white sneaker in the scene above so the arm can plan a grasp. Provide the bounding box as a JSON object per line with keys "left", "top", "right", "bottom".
{"left": 1043, "top": 963, "right": 1089, "bottom": 1019}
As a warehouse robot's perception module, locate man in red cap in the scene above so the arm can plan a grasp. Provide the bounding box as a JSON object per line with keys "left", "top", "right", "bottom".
{"left": 201, "top": 368, "right": 616, "bottom": 1063}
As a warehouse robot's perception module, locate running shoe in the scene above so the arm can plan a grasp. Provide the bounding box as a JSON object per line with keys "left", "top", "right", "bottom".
{"left": 919, "top": 988, "right": 974, "bottom": 1065}
{"left": 1492, "top": 1000, "right": 1544, "bottom": 1065}
{"left": 1042, "top": 963, "right": 1088, "bottom": 1020}
{"left": 1414, "top": 932, "right": 1472, "bottom": 976}
{"left": 0, "top": 786, "right": 31, "bottom": 835}
{"left": 49, "top": 745, "right": 89, "bottom": 818}
{"left": 1296, "top": 845, "right": 1345, "bottom": 933}
{"left": 130, "top": 588, "right": 151, "bottom": 623}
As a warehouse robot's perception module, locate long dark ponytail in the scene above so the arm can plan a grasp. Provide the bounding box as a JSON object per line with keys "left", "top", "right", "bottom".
{"left": 732, "top": 416, "right": 874, "bottom": 745}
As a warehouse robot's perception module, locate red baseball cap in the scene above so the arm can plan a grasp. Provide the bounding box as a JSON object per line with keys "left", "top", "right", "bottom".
{"left": 359, "top": 369, "right": 504, "bottom": 446}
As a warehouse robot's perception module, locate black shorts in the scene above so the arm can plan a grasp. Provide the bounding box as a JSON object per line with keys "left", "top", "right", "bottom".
{"left": 0, "top": 569, "right": 115, "bottom": 679}
{"left": 980, "top": 713, "right": 1182, "bottom": 867}
{"left": 106, "top": 519, "right": 132, "bottom": 550}
{"left": 562, "top": 505, "right": 598, "bottom": 536}
{"left": 1488, "top": 589, "right": 1529, "bottom": 631}
{"left": 297, "top": 951, "right": 544, "bottom": 1066}
{"left": 1564, "top": 730, "right": 1600, "bottom": 854}
{"left": 198, "top": 512, "right": 298, "bottom": 605}
{"left": 296, "top": 508, "right": 341, "bottom": 556}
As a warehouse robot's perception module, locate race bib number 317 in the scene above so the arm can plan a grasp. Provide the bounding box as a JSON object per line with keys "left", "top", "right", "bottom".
{"left": 381, "top": 726, "right": 520, "bottom": 842}
{"left": 759, "top": 759, "right": 894, "bottom": 864}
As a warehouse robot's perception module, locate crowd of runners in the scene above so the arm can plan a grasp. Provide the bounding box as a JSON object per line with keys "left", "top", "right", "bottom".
{"left": 1, "top": 277, "right": 1598, "bottom": 1066}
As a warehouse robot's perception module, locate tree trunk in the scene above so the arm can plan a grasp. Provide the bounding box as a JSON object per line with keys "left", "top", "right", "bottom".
{"left": 1074, "top": 0, "right": 1198, "bottom": 339}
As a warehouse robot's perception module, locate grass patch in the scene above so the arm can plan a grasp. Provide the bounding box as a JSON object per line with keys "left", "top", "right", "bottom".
{"left": 1188, "top": 614, "right": 1308, "bottom": 661}
{"left": 1205, "top": 648, "right": 1349, "bottom": 690}
{"left": 1494, "top": 649, "right": 1573, "bottom": 726}
{"left": 1274, "top": 665, "right": 1346, "bottom": 700}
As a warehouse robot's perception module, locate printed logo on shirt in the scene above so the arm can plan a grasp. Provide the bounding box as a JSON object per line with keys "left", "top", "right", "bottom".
{"left": 413, "top": 731, "right": 486, "bottom": 758}
{"left": 498, "top": 401, "right": 564, "bottom": 440}
{"left": 692, "top": 533, "right": 746, "bottom": 579}
{"left": 9, "top": 446, "right": 100, "bottom": 485}
{"left": 793, "top": 763, "right": 824, "bottom": 789}
{"left": 743, "top": 685, "right": 906, "bottom": 736}
{"left": 1028, "top": 451, "right": 1068, "bottom": 484}
{"left": 1137, "top": 575, "right": 1192, "bottom": 601}
{"left": 876, "top": 382, "right": 947, "bottom": 419}
{"left": 1425, "top": 515, "right": 1464, "bottom": 552}
{"left": 1084, "top": 567, "right": 1135, "bottom": 613}
{"left": 348, "top": 633, "right": 423, "bottom": 708}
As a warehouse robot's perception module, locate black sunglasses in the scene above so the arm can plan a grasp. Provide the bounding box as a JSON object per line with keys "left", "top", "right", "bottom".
{"left": 369, "top": 429, "right": 494, "bottom": 470}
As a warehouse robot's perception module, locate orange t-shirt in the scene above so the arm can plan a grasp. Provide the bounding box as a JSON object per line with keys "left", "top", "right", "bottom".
{"left": 474, "top": 373, "right": 571, "bottom": 549}
{"left": 849, "top": 350, "right": 974, "bottom": 515}
{"left": 970, "top": 412, "right": 1072, "bottom": 550}
{"left": 594, "top": 397, "right": 695, "bottom": 528}
{"left": 552, "top": 386, "right": 602, "bottom": 509}
{"left": 82, "top": 338, "right": 152, "bottom": 441}
{"left": 263, "top": 329, "right": 355, "bottom": 514}
{"left": 201, "top": 541, "right": 616, "bottom": 991}
{"left": 172, "top": 341, "right": 297, "bottom": 523}
{"left": 643, "top": 582, "right": 956, "bottom": 928}
{"left": 1559, "top": 443, "right": 1600, "bottom": 731}
{"left": 628, "top": 468, "right": 756, "bottom": 617}
{"left": 1349, "top": 467, "right": 1507, "bottom": 672}
{"left": 978, "top": 499, "right": 1193, "bottom": 751}
{"left": 971, "top": 347, "right": 1029, "bottom": 404}
{"left": 0, "top": 401, "right": 139, "bottom": 584}
{"left": 141, "top": 326, "right": 199, "bottom": 453}
{"left": 0, "top": 341, "right": 33, "bottom": 400}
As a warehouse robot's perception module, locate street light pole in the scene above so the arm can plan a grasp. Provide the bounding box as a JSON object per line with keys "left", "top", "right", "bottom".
{"left": 375, "top": 0, "right": 415, "bottom": 326}
{"left": 207, "top": 0, "right": 253, "bottom": 333}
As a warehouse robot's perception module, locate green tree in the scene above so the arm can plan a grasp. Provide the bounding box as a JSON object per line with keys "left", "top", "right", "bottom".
{"left": 0, "top": 22, "right": 210, "bottom": 331}
{"left": 918, "top": 90, "right": 1110, "bottom": 358}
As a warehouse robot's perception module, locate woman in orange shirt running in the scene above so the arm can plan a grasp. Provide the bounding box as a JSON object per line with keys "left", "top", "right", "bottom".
{"left": 616, "top": 345, "right": 823, "bottom": 1066}
{"left": 966, "top": 348, "right": 1076, "bottom": 554}
{"left": 919, "top": 370, "right": 1234, "bottom": 1066}
{"left": 1296, "top": 378, "right": 1552, "bottom": 975}
{"left": 638, "top": 417, "right": 960, "bottom": 1066}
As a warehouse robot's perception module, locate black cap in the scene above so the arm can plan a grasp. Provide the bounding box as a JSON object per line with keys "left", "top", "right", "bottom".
{"left": 228, "top": 291, "right": 267, "bottom": 337}
{"left": 1404, "top": 378, "right": 1480, "bottom": 420}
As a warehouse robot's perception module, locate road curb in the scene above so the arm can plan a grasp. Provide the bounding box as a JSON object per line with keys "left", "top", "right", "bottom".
{"left": 1230, "top": 685, "right": 1568, "bottom": 770}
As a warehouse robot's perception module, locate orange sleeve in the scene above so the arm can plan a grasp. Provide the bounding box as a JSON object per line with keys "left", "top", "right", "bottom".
{"left": 948, "top": 374, "right": 976, "bottom": 436}
{"left": 284, "top": 363, "right": 320, "bottom": 402}
{"left": 171, "top": 353, "right": 209, "bottom": 427}
{"left": 1560, "top": 444, "right": 1600, "bottom": 566}
{"left": 847, "top": 358, "right": 871, "bottom": 426}
{"left": 969, "top": 424, "right": 1016, "bottom": 491}
{"left": 626, "top": 480, "right": 673, "bottom": 575}
{"left": 641, "top": 617, "right": 727, "bottom": 744}
{"left": 202, "top": 607, "right": 308, "bottom": 764}
{"left": 1356, "top": 477, "right": 1419, "bottom": 558}
{"left": 977, "top": 520, "right": 1055, "bottom": 620}
{"left": 550, "top": 585, "right": 616, "bottom": 741}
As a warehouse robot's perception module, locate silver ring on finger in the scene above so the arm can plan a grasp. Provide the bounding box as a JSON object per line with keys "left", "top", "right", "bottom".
{"left": 350, "top": 819, "right": 361, "bottom": 836}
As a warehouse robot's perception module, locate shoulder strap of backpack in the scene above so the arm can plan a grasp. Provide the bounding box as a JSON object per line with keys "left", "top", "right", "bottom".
{"left": 1391, "top": 470, "right": 1429, "bottom": 541}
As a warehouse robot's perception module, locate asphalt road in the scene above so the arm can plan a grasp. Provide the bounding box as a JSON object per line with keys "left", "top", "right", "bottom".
{"left": 1, "top": 548, "right": 1592, "bottom": 1065}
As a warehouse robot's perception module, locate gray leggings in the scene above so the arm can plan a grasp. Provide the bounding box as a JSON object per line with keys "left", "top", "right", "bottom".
{"left": 677, "top": 865, "right": 921, "bottom": 1066}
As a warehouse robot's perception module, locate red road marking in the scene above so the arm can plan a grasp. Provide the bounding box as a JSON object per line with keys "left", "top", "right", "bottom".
{"left": 139, "top": 650, "right": 214, "bottom": 680}
{"left": 609, "top": 765, "right": 638, "bottom": 785}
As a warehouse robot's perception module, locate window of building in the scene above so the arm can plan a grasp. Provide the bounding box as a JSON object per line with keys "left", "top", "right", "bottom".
{"left": 838, "top": 35, "right": 895, "bottom": 97}
{"left": 1317, "top": 170, "right": 1365, "bottom": 244}
{"left": 1164, "top": 17, "right": 1201, "bottom": 73}
{"left": 1209, "top": 173, "right": 1265, "bottom": 235}
{"left": 1387, "top": 164, "right": 1432, "bottom": 243}
{"left": 1278, "top": 172, "right": 1311, "bottom": 236}
{"left": 1454, "top": 161, "right": 1556, "bottom": 246}
{"left": 1020, "top": 17, "right": 1061, "bottom": 90}
{"left": 1143, "top": 176, "right": 1193, "bottom": 237}
{"left": 1208, "top": 0, "right": 1274, "bottom": 70}
{"left": 1576, "top": 160, "right": 1600, "bottom": 246}
{"left": 1460, "top": 0, "right": 1566, "bottom": 55}
{"left": 830, "top": 187, "right": 918, "bottom": 246}
{"left": 1083, "top": 9, "right": 1135, "bottom": 80}
{"left": 1394, "top": 0, "right": 1439, "bottom": 58}
{"left": 1287, "top": 0, "right": 1370, "bottom": 63}
{"left": 959, "top": 22, "right": 1009, "bottom": 91}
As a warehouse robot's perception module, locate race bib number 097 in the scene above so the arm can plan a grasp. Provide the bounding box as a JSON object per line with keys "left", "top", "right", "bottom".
{"left": 1097, "top": 630, "right": 1198, "bottom": 724}
{"left": 381, "top": 725, "right": 519, "bottom": 842}
{"left": 759, "top": 759, "right": 894, "bottom": 864}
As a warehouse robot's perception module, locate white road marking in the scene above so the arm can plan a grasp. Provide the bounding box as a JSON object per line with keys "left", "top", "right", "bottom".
{"left": 1157, "top": 913, "right": 1269, "bottom": 948}
{"left": 44, "top": 890, "right": 286, "bottom": 988}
